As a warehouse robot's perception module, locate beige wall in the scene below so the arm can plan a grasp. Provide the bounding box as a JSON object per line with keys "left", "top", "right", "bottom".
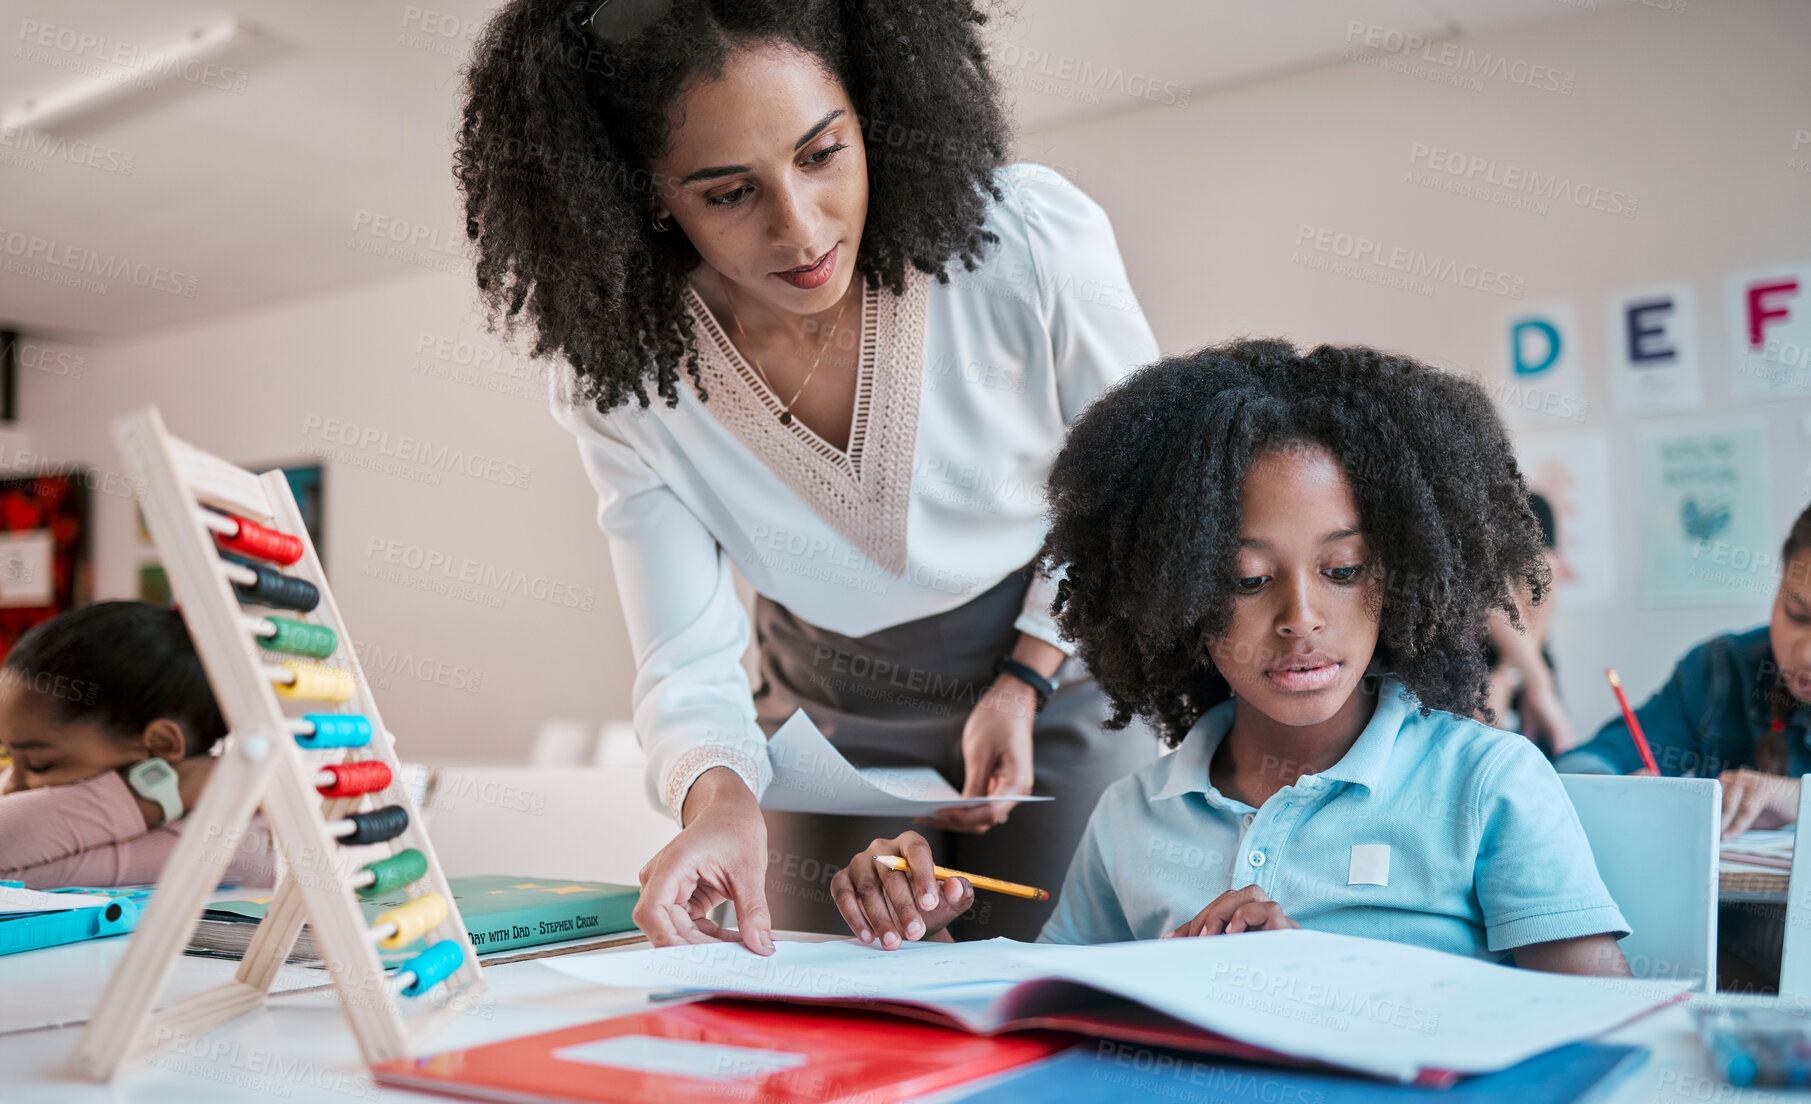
{"left": 20, "top": 274, "right": 633, "bottom": 765}
{"left": 18, "top": 0, "right": 1811, "bottom": 762}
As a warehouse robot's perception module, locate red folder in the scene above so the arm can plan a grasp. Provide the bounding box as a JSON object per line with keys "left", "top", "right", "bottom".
{"left": 371, "top": 999, "right": 1072, "bottom": 1104}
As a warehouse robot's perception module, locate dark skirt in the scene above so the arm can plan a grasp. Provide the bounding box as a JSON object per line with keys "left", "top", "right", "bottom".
{"left": 754, "top": 565, "right": 1160, "bottom": 941}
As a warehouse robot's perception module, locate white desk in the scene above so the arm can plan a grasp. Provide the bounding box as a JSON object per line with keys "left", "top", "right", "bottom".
{"left": 0, "top": 932, "right": 824, "bottom": 1104}
{"left": 0, "top": 937, "right": 1802, "bottom": 1104}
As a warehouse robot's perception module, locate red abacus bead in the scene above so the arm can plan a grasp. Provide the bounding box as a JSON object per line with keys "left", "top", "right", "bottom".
{"left": 215, "top": 515, "right": 304, "bottom": 565}
{"left": 317, "top": 760, "right": 393, "bottom": 799}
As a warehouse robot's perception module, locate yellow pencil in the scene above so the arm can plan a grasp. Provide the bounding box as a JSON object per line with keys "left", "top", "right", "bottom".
{"left": 873, "top": 855, "right": 1049, "bottom": 901}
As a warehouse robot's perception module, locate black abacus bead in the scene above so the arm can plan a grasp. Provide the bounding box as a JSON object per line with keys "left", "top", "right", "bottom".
{"left": 341, "top": 804, "right": 409, "bottom": 846}
{"left": 222, "top": 552, "right": 320, "bottom": 612}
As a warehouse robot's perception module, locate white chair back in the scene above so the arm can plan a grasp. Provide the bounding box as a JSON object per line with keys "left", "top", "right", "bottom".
{"left": 528, "top": 718, "right": 595, "bottom": 768}
{"left": 592, "top": 720, "right": 644, "bottom": 768}
{"left": 1561, "top": 774, "right": 1720, "bottom": 989}
{"left": 418, "top": 765, "right": 677, "bottom": 887}
{"left": 1775, "top": 776, "right": 1811, "bottom": 1002}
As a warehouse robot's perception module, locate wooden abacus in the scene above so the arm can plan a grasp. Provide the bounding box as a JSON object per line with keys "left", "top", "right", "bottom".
{"left": 71, "top": 406, "right": 485, "bottom": 1080}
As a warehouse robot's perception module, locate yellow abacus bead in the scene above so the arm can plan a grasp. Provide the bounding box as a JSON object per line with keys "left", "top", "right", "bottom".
{"left": 373, "top": 892, "right": 449, "bottom": 951}
{"left": 273, "top": 661, "right": 356, "bottom": 703}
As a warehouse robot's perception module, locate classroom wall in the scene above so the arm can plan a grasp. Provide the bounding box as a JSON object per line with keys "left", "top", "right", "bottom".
{"left": 1014, "top": 0, "right": 1811, "bottom": 739}
{"left": 17, "top": 274, "right": 635, "bottom": 766}
{"left": 18, "top": 0, "right": 1810, "bottom": 764}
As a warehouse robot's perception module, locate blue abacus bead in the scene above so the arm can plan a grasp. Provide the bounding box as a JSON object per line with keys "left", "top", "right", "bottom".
{"left": 295, "top": 713, "right": 372, "bottom": 749}
{"left": 397, "top": 940, "right": 465, "bottom": 998}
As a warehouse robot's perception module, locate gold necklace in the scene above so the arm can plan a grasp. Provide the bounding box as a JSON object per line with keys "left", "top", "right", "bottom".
{"left": 723, "top": 285, "right": 854, "bottom": 427}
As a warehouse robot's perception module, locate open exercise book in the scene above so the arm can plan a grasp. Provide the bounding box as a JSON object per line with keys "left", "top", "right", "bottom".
{"left": 544, "top": 930, "right": 1687, "bottom": 1083}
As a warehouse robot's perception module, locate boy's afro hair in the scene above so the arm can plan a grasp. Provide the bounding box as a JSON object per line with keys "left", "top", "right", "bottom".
{"left": 1042, "top": 338, "right": 1548, "bottom": 747}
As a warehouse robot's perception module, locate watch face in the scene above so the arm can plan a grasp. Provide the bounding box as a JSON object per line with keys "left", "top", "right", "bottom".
{"left": 126, "top": 757, "right": 184, "bottom": 822}
{"left": 132, "top": 759, "right": 175, "bottom": 785}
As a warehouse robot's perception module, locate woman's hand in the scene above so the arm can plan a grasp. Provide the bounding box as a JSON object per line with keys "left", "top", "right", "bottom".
{"left": 1719, "top": 769, "right": 1802, "bottom": 839}
{"left": 917, "top": 679, "right": 1035, "bottom": 834}
{"left": 1164, "top": 885, "right": 1299, "bottom": 938}
{"left": 632, "top": 767, "right": 775, "bottom": 954}
{"left": 830, "top": 830, "right": 972, "bottom": 949}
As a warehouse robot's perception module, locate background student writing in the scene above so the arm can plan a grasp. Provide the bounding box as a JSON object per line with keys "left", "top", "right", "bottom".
{"left": 0, "top": 601, "right": 274, "bottom": 889}
{"left": 831, "top": 340, "right": 1631, "bottom": 976}
{"left": 1556, "top": 504, "right": 1811, "bottom": 840}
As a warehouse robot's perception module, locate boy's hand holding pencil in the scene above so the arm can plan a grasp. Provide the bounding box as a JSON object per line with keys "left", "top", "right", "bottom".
{"left": 831, "top": 831, "right": 979, "bottom": 950}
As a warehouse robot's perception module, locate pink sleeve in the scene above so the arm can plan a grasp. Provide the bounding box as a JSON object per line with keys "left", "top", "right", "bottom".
{"left": 0, "top": 770, "right": 277, "bottom": 890}
{"left": 203, "top": 814, "right": 280, "bottom": 889}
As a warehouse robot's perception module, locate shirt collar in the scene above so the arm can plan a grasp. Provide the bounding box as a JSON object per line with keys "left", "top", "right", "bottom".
{"left": 1150, "top": 678, "right": 1414, "bottom": 802}
{"left": 1150, "top": 699, "right": 1234, "bottom": 801}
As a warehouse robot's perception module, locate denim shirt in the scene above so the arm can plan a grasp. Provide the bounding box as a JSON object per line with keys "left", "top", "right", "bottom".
{"left": 1555, "top": 626, "right": 1811, "bottom": 778}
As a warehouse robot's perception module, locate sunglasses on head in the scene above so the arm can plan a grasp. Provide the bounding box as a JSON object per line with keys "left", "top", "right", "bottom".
{"left": 579, "top": 0, "right": 671, "bottom": 43}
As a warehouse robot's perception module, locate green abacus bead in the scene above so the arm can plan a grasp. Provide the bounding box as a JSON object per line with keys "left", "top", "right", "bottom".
{"left": 261, "top": 617, "right": 337, "bottom": 658}
{"left": 356, "top": 848, "right": 429, "bottom": 899}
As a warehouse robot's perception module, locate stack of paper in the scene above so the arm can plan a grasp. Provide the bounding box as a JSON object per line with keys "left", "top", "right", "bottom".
{"left": 1720, "top": 828, "right": 1794, "bottom": 872}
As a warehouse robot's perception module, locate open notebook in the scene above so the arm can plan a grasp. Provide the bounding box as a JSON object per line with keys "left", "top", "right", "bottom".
{"left": 374, "top": 1001, "right": 1069, "bottom": 1104}
{"left": 542, "top": 930, "right": 1686, "bottom": 1083}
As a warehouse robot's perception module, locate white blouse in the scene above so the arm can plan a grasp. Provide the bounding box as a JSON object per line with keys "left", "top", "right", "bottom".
{"left": 551, "top": 163, "right": 1159, "bottom": 819}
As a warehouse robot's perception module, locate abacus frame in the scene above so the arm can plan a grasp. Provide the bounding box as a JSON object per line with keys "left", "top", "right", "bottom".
{"left": 71, "top": 406, "right": 487, "bottom": 1080}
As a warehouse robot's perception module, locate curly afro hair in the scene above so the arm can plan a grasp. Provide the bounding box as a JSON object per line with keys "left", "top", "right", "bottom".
{"left": 454, "top": 0, "right": 1012, "bottom": 414}
{"left": 1042, "top": 338, "right": 1549, "bottom": 748}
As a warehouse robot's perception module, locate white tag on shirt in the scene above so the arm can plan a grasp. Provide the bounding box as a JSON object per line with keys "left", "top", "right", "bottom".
{"left": 1348, "top": 844, "right": 1390, "bottom": 887}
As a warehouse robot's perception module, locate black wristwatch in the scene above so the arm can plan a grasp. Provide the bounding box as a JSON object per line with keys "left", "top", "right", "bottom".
{"left": 995, "top": 656, "right": 1059, "bottom": 712}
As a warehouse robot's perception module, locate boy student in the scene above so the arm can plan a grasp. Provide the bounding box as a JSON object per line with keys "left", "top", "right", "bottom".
{"left": 0, "top": 601, "right": 274, "bottom": 888}
{"left": 830, "top": 340, "right": 1631, "bottom": 976}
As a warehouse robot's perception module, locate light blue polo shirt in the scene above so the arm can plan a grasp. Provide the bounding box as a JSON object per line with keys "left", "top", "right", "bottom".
{"left": 1038, "top": 678, "right": 1629, "bottom": 962}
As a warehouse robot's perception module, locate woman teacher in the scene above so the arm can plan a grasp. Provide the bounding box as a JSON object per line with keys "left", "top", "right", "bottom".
{"left": 457, "top": 0, "right": 1160, "bottom": 950}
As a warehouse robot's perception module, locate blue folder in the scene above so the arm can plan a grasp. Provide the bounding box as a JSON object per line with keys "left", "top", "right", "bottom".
{"left": 951, "top": 1040, "right": 1648, "bottom": 1103}
{"left": 0, "top": 882, "right": 148, "bottom": 956}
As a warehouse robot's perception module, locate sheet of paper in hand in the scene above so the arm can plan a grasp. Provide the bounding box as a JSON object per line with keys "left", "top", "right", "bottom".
{"left": 761, "top": 709, "right": 1054, "bottom": 816}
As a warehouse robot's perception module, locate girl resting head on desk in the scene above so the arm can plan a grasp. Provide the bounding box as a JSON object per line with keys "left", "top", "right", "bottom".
{"left": 1556, "top": 503, "right": 1811, "bottom": 840}
{"left": 0, "top": 601, "right": 274, "bottom": 888}
{"left": 831, "top": 338, "right": 1633, "bottom": 977}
